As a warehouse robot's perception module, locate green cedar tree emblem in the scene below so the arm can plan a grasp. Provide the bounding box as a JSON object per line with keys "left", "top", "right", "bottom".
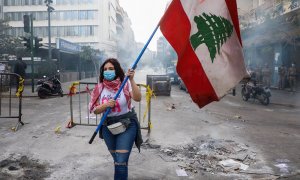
{"left": 190, "top": 13, "right": 234, "bottom": 63}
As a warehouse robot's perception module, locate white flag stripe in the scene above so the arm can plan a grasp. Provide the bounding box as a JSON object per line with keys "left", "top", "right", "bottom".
{"left": 181, "top": 0, "right": 247, "bottom": 97}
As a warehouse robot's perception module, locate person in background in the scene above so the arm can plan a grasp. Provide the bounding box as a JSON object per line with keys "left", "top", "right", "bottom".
{"left": 13, "top": 57, "right": 27, "bottom": 92}
{"left": 262, "top": 63, "right": 271, "bottom": 87}
{"left": 278, "top": 64, "right": 287, "bottom": 90}
{"left": 89, "top": 58, "right": 143, "bottom": 180}
{"left": 288, "top": 63, "right": 297, "bottom": 92}
{"left": 255, "top": 65, "right": 262, "bottom": 84}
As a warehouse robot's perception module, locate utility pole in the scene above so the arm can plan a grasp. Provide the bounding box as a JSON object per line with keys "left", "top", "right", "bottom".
{"left": 30, "top": 14, "right": 34, "bottom": 93}
{"left": 45, "top": 0, "right": 54, "bottom": 62}
{"left": 23, "top": 14, "right": 35, "bottom": 93}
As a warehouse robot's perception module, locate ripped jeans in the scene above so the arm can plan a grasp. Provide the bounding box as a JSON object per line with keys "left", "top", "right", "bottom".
{"left": 102, "top": 119, "right": 137, "bottom": 180}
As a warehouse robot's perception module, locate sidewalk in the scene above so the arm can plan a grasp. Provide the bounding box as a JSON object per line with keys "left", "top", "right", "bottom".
{"left": 21, "top": 77, "right": 98, "bottom": 97}
{"left": 234, "top": 84, "right": 300, "bottom": 108}
{"left": 269, "top": 88, "right": 300, "bottom": 107}
{"left": 20, "top": 79, "right": 300, "bottom": 108}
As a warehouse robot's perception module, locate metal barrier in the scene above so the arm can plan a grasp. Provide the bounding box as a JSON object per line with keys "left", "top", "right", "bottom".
{"left": 66, "top": 82, "right": 153, "bottom": 133}
{"left": 0, "top": 73, "right": 24, "bottom": 131}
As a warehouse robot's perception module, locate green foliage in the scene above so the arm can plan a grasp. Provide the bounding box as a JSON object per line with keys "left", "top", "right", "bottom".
{"left": 190, "top": 13, "right": 233, "bottom": 63}
{"left": 0, "top": 19, "right": 26, "bottom": 56}
{"left": 79, "top": 46, "right": 100, "bottom": 62}
{"left": 0, "top": 19, "right": 10, "bottom": 33}
{"left": 79, "top": 46, "right": 104, "bottom": 78}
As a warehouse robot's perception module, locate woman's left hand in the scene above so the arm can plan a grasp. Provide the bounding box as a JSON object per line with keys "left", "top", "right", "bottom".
{"left": 126, "top": 69, "right": 135, "bottom": 81}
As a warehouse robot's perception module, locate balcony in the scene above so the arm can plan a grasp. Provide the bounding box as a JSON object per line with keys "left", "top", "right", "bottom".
{"left": 239, "top": 0, "right": 300, "bottom": 31}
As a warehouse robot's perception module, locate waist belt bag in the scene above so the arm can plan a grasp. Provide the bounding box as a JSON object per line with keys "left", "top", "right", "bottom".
{"left": 107, "top": 122, "right": 126, "bottom": 135}
{"left": 107, "top": 118, "right": 131, "bottom": 135}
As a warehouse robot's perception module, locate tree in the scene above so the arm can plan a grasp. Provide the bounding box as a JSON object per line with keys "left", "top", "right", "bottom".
{"left": 0, "top": 19, "right": 27, "bottom": 57}
{"left": 79, "top": 46, "right": 103, "bottom": 79}
{"left": 0, "top": 19, "right": 10, "bottom": 33}
{"left": 190, "top": 13, "right": 233, "bottom": 63}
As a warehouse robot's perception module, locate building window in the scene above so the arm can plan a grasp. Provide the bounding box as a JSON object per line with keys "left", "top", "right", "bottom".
{"left": 4, "top": 10, "right": 97, "bottom": 21}
{"left": 7, "top": 26, "right": 97, "bottom": 38}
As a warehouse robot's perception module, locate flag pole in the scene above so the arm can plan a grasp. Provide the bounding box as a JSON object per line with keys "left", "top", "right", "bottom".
{"left": 89, "top": 25, "right": 160, "bottom": 144}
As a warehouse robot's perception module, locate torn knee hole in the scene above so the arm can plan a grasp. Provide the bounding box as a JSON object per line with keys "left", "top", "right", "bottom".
{"left": 114, "top": 162, "right": 127, "bottom": 166}
{"left": 115, "top": 150, "right": 128, "bottom": 153}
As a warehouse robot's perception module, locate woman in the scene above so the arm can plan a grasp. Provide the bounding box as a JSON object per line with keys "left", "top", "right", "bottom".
{"left": 89, "top": 58, "right": 143, "bottom": 180}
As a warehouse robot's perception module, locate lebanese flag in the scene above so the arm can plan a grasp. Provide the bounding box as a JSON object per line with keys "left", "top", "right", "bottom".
{"left": 160, "top": 0, "right": 248, "bottom": 108}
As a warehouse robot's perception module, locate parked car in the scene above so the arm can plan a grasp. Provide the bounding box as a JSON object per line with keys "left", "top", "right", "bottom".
{"left": 166, "top": 66, "right": 179, "bottom": 84}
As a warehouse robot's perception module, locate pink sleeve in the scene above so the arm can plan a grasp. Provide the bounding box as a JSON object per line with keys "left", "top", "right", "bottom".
{"left": 89, "top": 84, "right": 100, "bottom": 113}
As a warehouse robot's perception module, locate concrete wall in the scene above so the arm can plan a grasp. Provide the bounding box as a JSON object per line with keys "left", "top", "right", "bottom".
{"left": 59, "top": 71, "right": 97, "bottom": 82}
{"left": 60, "top": 72, "right": 79, "bottom": 83}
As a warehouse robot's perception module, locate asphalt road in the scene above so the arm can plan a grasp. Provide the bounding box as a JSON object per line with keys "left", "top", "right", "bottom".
{"left": 203, "top": 87, "right": 300, "bottom": 176}
{"left": 0, "top": 75, "right": 299, "bottom": 179}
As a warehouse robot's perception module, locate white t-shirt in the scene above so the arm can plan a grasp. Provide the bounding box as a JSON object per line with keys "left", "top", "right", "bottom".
{"left": 99, "top": 81, "right": 133, "bottom": 117}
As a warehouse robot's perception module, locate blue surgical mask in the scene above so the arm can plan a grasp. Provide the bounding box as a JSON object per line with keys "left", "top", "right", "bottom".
{"left": 103, "top": 70, "right": 116, "bottom": 81}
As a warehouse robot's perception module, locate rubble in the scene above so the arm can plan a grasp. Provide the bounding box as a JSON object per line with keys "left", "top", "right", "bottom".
{"left": 218, "top": 159, "right": 249, "bottom": 171}
{"left": 176, "top": 168, "right": 188, "bottom": 176}
{"left": 159, "top": 136, "right": 256, "bottom": 175}
{"left": 0, "top": 154, "right": 50, "bottom": 179}
{"left": 141, "top": 139, "right": 161, "bottom": 149}
{"left": 166, "top": 103, "right": 176, "bottom": 111}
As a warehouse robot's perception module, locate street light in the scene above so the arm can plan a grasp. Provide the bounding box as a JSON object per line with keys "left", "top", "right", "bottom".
{"left": 44, "top": 0, "right": 54, "bottom": 62}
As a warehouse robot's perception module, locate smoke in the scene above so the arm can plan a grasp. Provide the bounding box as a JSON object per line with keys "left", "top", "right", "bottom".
{"left": 134, "top": 66, "right": 165, "bottom": 84}
{"left": 238, "top": 1, "right": 300, "bottom": 89}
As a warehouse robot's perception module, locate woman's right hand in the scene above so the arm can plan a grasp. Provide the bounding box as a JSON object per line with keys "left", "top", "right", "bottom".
{"left": 94, "top": 99, "right": 115, "bottom": 114}
{"left": 105, "top": 99, "right": 116, "bottom": 108}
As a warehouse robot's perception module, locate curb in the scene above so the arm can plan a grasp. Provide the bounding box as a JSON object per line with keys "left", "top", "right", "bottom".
{"left": 270, "top": 102, "right": 298, "bottom": 108}
{"left": 20, "top": 90, "right": 91, "bottom": 98}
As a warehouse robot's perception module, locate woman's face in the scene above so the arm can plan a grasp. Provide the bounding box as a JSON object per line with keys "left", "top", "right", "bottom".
{"left": 104, "top": 62, "right": 115, "bottom": 71}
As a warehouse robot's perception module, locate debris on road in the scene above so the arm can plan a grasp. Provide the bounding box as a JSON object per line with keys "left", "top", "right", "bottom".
{"left": 54, "top": 125, "right": 61, "bottom": 134}
{"left": 176, "top": 168, "right": 188, "bottom": 176}
{"left": 218, "top": 159, "right": 249, "bottom": 171}
{"left": 0, "top": 154, "right": 50, "bottom": 179}
{"left": 166, "top": 104, "right": 176, "bottom": 111}
{"left": 141, "top": 139, "right": 161, "bottom": 149}
{"left": 164, "top": 102, "right": 177, "bottom": 111}
{"left": 275, "top": 159, "right": 291, "bottom": 174}
{"left": 159, "top": 136, "right": 256, "bottom": 175}
{"left": 234, "top": 115, "right": 242, "bottom": 119}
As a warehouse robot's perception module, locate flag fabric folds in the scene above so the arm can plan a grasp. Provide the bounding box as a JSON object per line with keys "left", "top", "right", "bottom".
{"left": 160, "top": 0, "right": 248, "bottom": 108}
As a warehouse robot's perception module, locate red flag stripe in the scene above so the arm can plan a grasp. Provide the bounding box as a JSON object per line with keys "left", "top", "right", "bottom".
{"left": 225, "top": 0, "right": 242, "bottom": 46}
{"left": 160, "top": 0, "right": 218, "bottom": 108}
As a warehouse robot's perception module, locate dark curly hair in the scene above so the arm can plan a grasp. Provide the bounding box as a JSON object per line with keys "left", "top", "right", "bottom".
{"left": 99, "top": 58, "right": 125, "bottom": 82}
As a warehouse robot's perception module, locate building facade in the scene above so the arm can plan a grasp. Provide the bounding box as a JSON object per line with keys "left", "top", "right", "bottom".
{"left": 1, "top": 0, "right": 120, "bottom": 57}
{"left": 115, "top": 1, "right": 137, "bottom": 66}
{"left": 0, "top": 0, "right": 3, "bottom": 20}
{"left": 238, "top": 0, "right": 300, "bottom": 89}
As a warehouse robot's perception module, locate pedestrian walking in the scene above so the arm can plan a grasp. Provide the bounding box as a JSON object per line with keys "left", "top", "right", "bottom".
{"left": 262, "top": 63, "right": 271, "bottom": 87}
{"left": 13, "top": 57, "right": 27, "bottom": 92}
{"left": 89, "top": 58, "right": 143, "bottom": 180}
{"left": 288, "top": 63, "right": 297, "bottom": 92}
{"left": 278, "top": 64, "right": 287, "bottom": 90}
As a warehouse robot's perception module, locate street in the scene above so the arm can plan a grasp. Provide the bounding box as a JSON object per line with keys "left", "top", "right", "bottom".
{"left": 0, "top": 75, "right": 299, "bottom": 179}
{"left": 1, "top": 0, "right": 300, "bottom": 179}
